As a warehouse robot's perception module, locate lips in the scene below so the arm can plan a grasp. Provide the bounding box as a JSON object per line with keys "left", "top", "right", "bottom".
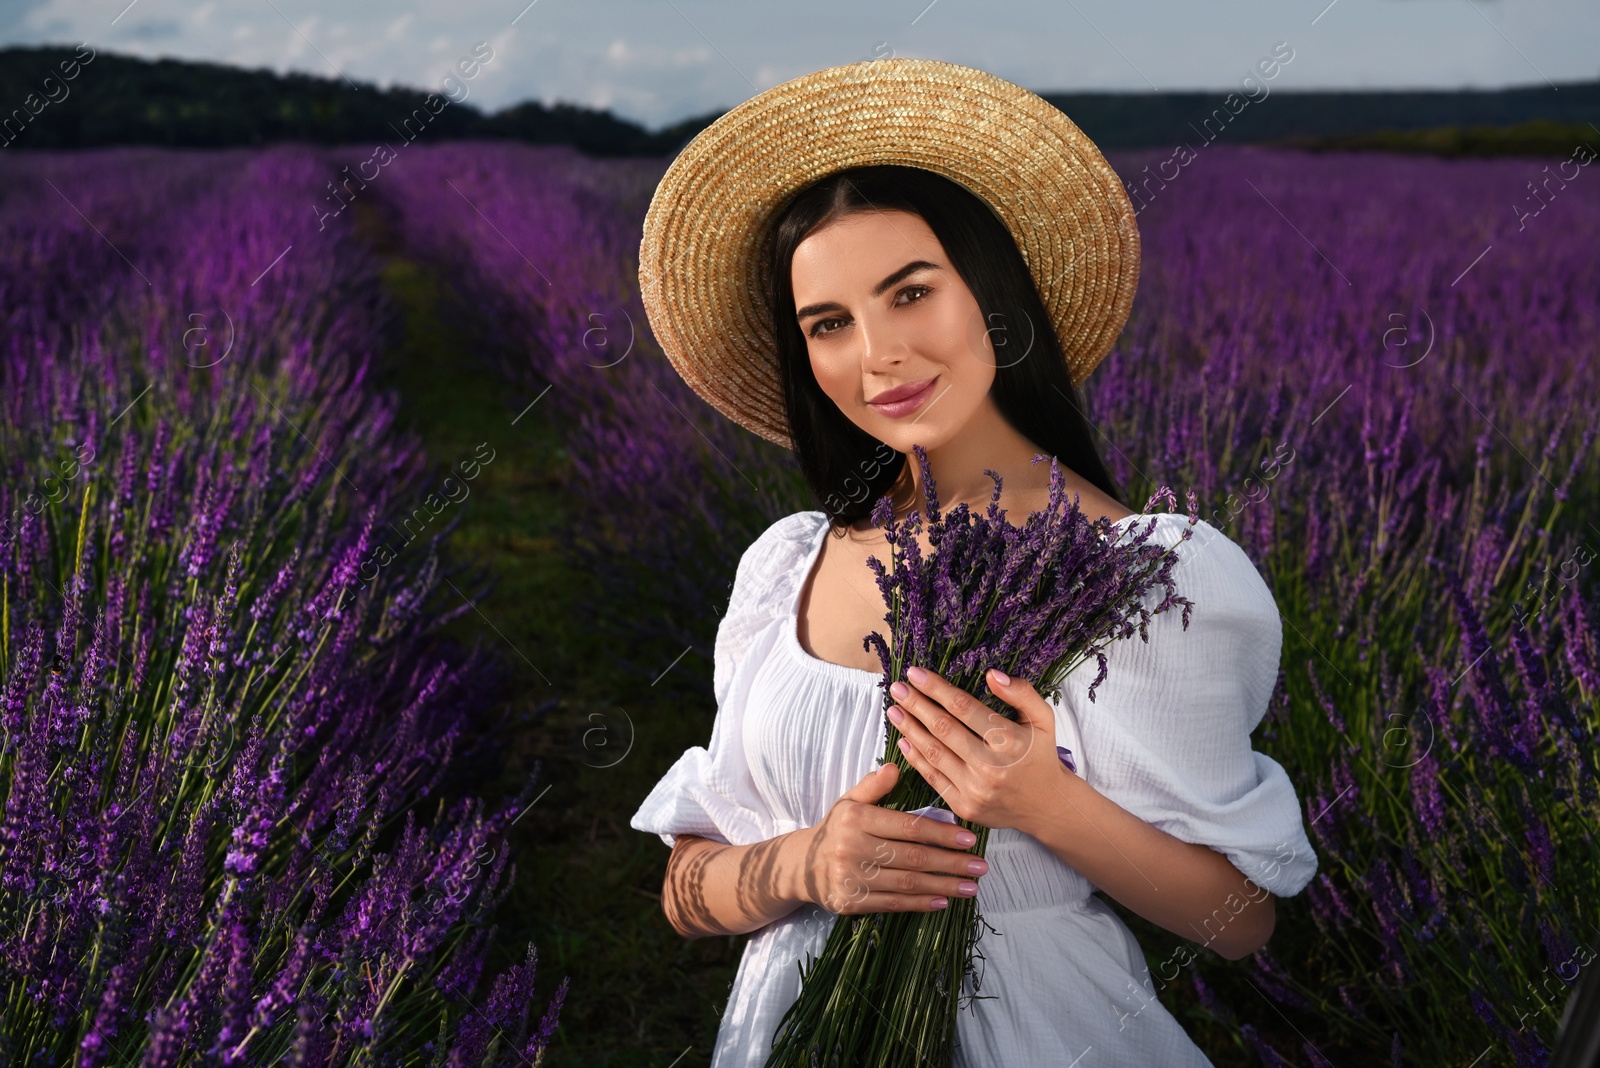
{"left": 868, "top": 376, "right": 938, "bottom": 406}
{"left": 867, "top": 375, "right": 939, "bottom": 419}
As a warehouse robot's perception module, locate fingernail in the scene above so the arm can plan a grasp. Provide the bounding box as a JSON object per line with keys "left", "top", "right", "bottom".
{"left": 906, "top": 666, "right": 930, "bottom": 684}
{"left": 889, "top": 681, "right": 909, "bottom": 700}
{"left": 956, "top": 830, "right": 977, "bottom": 847}
{"left": 958, "top": 881, "right": 979, "bottom": 896}
{"left": 967, "top": 859, "right": 988, "bottom": 875}
{"left": 931, "top": 897, "right": 949, "bottom": 909}
{"left": 990, "top": 668, "right": 1010, "bottom": 686}
{"left": 886, "top": 706, "right": 904, "bottom": 725}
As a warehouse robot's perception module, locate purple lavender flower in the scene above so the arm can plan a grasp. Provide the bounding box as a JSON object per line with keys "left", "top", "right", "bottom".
{"left": 0, "top": 146, "right": 563, "bottom": 1065}
{"left": 767, "top": 445, "right": 1197, "bottom": 1066}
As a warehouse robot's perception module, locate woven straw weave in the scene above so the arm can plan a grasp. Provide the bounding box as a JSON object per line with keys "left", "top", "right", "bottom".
{"left": 638, "top": 57, "right": 1141, "bottom": 451}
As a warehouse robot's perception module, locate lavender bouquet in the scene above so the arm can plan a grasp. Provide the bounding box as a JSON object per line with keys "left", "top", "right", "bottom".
{"left": 765, "top": 446, "right": 1197, "bottom": 1068}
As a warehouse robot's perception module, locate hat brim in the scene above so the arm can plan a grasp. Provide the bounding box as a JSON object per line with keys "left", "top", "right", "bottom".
{"left": 639, "top": 57, "right": 1141, "bottom": 451}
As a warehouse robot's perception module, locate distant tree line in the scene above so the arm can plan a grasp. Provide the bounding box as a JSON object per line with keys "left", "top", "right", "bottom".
{"left": 0, "top": 44, "right": 721, "bottom": 156}
{"left": 2, "top": 43, "right": 1596, "bottom": 158}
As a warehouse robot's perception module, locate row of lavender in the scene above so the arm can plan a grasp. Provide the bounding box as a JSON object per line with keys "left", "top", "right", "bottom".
{"left": 373, "top": 140, "right": 1600, "bottom": 1065}
{"left": 373, "top": 144, "right": 803, "bottom": 694}
{"left": 0, "top": 148, "right": 564, "bottom": 1065}
{"left": 1094, "top": 146, "right": 1600, "bottom": 1067}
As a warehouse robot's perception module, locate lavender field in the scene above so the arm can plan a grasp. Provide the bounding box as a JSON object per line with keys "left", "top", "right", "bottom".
{"left": 1, "top": 136, "right": 1596, "bottom": 1066}
{"left": 0, "top": 148, "right": 566, "bottom": 1065}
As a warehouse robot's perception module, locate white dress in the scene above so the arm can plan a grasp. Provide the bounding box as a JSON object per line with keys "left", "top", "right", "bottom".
{"left": 630, "top": 509, "right": 1318, "bottom": 1067}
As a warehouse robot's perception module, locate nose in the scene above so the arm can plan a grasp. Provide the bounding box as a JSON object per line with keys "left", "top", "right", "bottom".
{"left": 857, "top": 304, "right": 907, "bottom": 373}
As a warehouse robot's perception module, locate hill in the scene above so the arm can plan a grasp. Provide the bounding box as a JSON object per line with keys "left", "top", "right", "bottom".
{"left": 2, "top": 43, "right": 1595, "bottom": 158}
{"left": 0, "top": 44, "right": 721, "bottom": 156}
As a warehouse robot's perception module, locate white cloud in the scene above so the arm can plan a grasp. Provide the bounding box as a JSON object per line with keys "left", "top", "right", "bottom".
{"left": 279, "top": 14, "right": 319, "bottom": 61}
{"left": 5, "top": 0, "right": 1592, "bottom": 129}
{"left": 124, "top": 18, "right": 180, "bottom": 40}
{"left": 604, "top": 37, "right": 710, "bottom": 71}
{"left": 752, "top": 62, "right": 810, "bottom": 90}
{"left": 487, "top": 27, "right": 516, "bottom": 62}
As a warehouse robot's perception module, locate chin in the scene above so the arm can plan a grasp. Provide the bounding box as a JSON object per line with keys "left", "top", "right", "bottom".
{"left": 875, "top": 425, "right": 949, "bottom": 454}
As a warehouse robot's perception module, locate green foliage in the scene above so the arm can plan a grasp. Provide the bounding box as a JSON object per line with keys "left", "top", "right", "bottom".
{"left": 1277, "top": 119, "right": 1600, "bottom": 158}
{"left": 0, "top": 45, "right": 722, "bottom": 156}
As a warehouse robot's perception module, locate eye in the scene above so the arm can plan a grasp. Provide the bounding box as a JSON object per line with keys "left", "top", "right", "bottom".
{"left": 805, "top": 285, "right": 929, "bottom": 339}
{"left": 807, "top": 316, "right": 848, "bottom": 339}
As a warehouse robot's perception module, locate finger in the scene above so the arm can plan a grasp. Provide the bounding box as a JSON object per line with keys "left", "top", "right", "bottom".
{"left": 827, "top": 891, "right": 956, "bottom": 916}
{"left": 827, "top": 865, "right": 981, "bottom": 912}
{"left": 889, "top": 708, "right": 958, "bottom": 781}
{"left": 983, "top": 671, "right": 1055, "bottom": 767}
{"left": 863, "top": 833, "right": 991, "bottom": 881}
{"left": 867, "top": 804, "right": 979, "bottom": 853}
{"left": 842, "top": 762, "right": 899, "bottom": 804}
{"left": 861, "top": 849, "right": 982, "bottom": 900}
{"left": 898, "top": 668, "right": 1003, "bottom": 757}
{"left": 895, "top": 735, "right": 963, "bottom": 814}
{"left": 889, "top": 700, "right": 947, "bottom": 767}
{"left": 986, "top": 670, "right": 1051, "bottom": 724}
{"left": 889, "top": 693, "right": 987, "bottom": 769}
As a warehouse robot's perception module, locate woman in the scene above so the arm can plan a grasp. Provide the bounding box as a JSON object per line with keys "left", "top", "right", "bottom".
{"left": 630, "top": 59, "right": 1317, "bottom": 1066}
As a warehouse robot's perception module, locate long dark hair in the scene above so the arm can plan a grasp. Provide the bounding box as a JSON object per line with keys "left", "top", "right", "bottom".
{"left": 763, "top": 164, "right": 1125, "bottom": 534}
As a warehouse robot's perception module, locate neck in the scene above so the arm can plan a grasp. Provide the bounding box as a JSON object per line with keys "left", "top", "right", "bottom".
{"left": 884, "top": 397, "right": 1096, "bottom": 522}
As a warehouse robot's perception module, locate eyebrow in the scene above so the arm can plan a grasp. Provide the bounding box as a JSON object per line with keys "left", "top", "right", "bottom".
{"left": 794, "top": 260, "right": 942, "bottom": 322}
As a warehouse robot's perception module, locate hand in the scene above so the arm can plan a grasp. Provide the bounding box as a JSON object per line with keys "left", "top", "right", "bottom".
{"left": 888, "top": 666, "right": 1071, "bottom": 836}
{"left": 792, "top": 762, "right": 989, "bottom": 916}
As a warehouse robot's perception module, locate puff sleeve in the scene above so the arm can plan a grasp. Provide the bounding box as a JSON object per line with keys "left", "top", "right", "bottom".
{"left": 1049, "top": 515, "right": 1319, "bottom": 898}
{"left": 629, "top": 513, "right": 807, "bottom": 850}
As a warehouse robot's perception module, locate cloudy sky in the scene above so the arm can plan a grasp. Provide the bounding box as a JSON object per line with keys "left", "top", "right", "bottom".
{"left": 3, "top": 0, "right": 1593, "bottom": 129}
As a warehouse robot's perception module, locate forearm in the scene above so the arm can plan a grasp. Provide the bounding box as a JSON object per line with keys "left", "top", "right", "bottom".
{"left": 1019, "top": 770, "right": 1275, "bottom": 960}
{"left": 661, "top": 830, "right": 813, "bottom": 940}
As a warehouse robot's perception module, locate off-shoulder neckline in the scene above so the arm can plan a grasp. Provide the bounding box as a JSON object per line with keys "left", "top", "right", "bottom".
{"left": 780, "top": 509, "right": 1179, "bottom": 684}
{"left": 782, "top": 516, "right": 886, "bottom": 685}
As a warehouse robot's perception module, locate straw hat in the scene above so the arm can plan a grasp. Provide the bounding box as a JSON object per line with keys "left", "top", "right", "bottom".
{"left": 637, "top": 57, "right": 1141, "bottom": 451}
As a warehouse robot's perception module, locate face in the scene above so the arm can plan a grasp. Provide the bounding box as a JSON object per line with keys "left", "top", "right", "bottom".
{"left": 790, "top": 208, "right": 1000, "bottom": 455}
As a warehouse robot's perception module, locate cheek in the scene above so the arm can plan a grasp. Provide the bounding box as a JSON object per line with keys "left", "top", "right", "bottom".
{"left": 808, "top": 348, "right": 857, "bottom": 405}
{"left": 969, "top": 305, "right": 1002, "bottom": 359}
{"left": 942, "top": 304, "right": 1000, "bottom": 388}
{"left": 930, "top": 295, "right": 995, "bottom": 366}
